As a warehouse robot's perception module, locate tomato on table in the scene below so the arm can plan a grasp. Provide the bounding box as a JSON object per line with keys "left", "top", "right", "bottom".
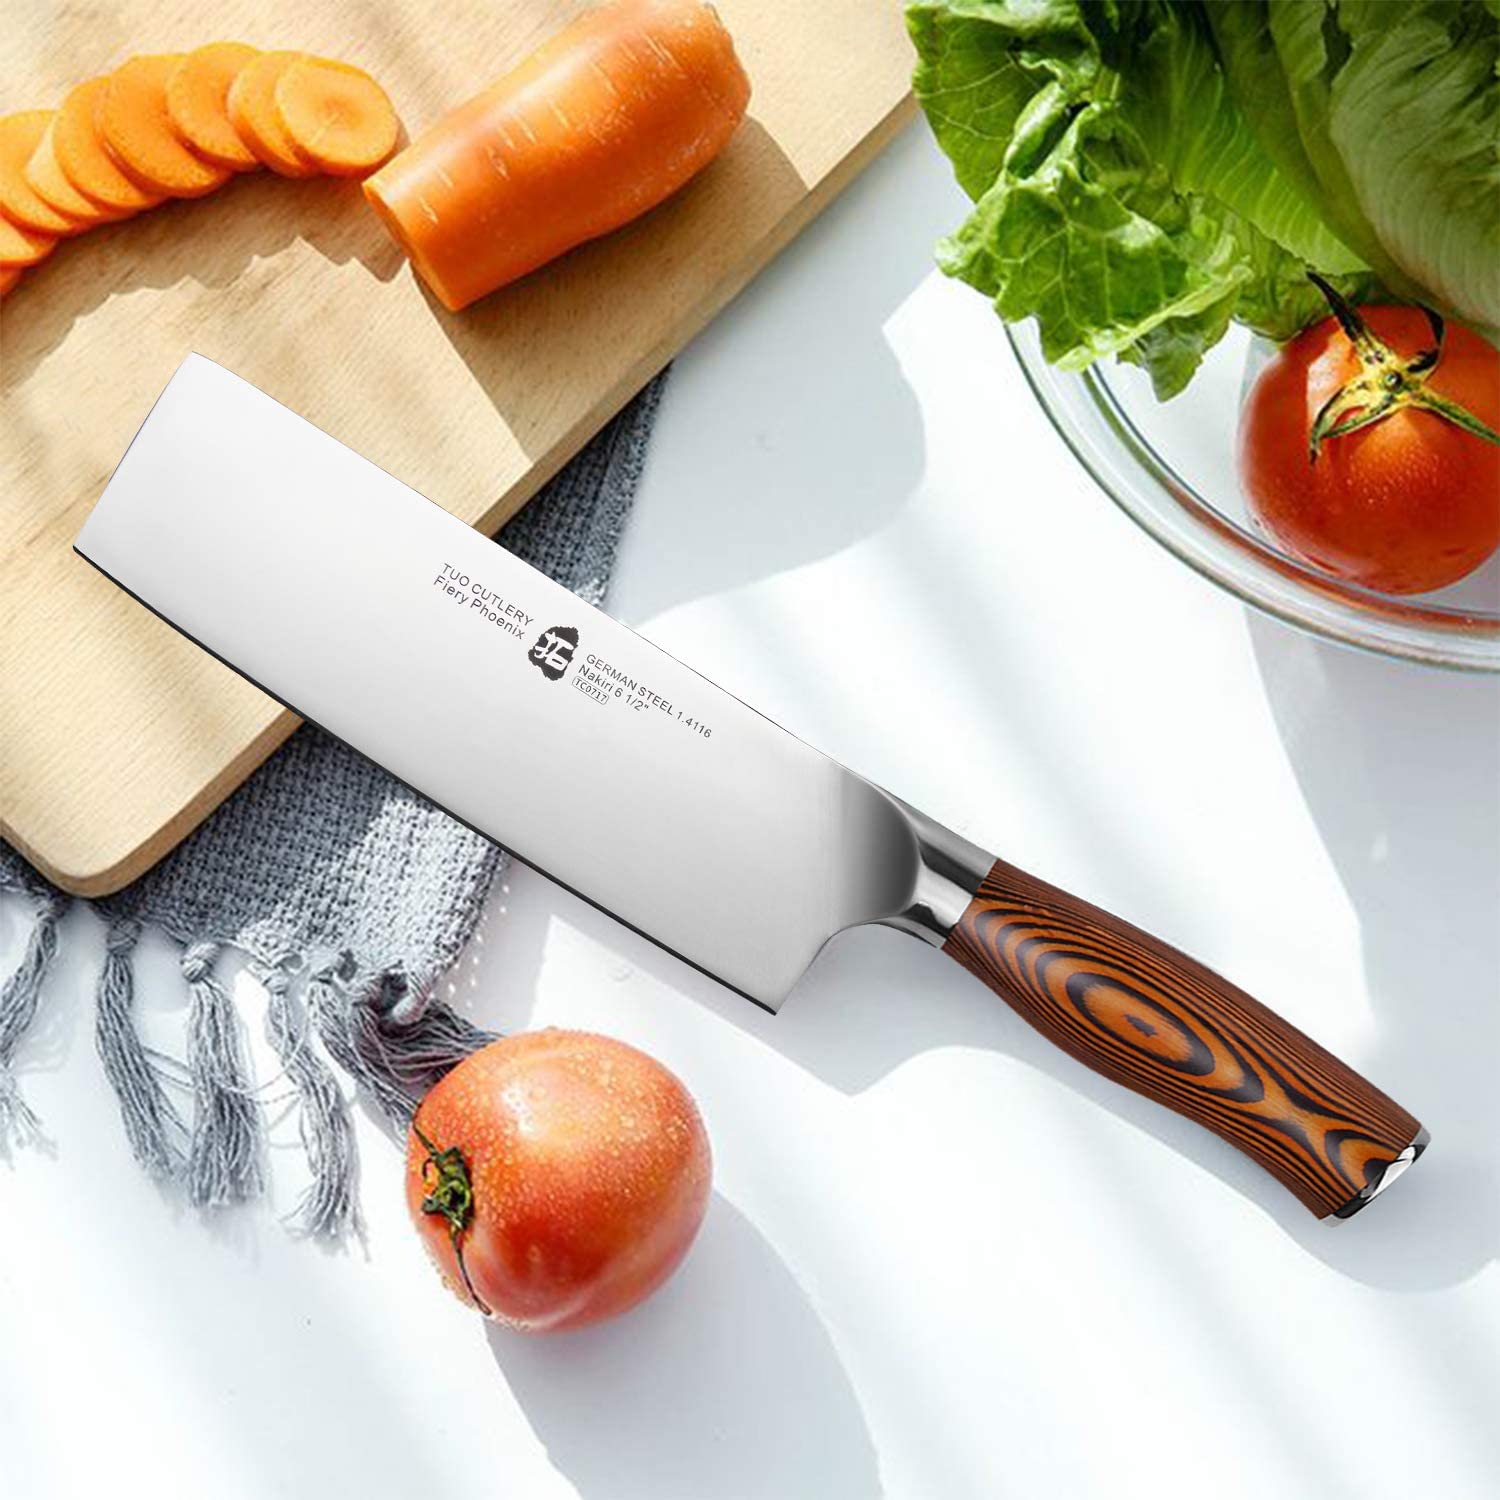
{"left": 406, "top": 1029, "right": 711, "bottom": 1332}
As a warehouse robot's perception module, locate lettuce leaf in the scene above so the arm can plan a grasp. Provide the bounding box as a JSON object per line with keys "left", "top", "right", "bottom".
{"left": 1217, "top": 1, "right": 1497, "bottom": 328}
{"left": 1114, "top": 0, "right": 1362, "bottom": 274}
{"left": 908, "top": 0, "right": 1098, "bottom": 199}
{"left": 1263, "top": 0, "right": 1427, "bottom": 299}
{"left": 936, "top": 97, "right": 1246, "bottom": 396}
{"left": 1322, "top": 0, "right": 1498, "bottom": 330}
{"left": 910, "top": 0, "right": 1493, "bottom": 398}
{"left": 1229, "top": 221, "right": 1378, "bottom": 341}
{"left": 912, "top": 0, "right": 1373, "bottom": 396}
{"left": 1202, "top": 2, "right": 1331, "bottom": 226}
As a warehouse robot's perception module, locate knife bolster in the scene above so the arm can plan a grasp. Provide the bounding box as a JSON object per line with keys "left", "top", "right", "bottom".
{"left": 875, "top": 796, "right": 992, "bottom": 948}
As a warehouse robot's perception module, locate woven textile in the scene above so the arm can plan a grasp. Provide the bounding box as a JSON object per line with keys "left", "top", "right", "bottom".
{"left": 0, "top": 372, "right": 665, "bottom": 1232}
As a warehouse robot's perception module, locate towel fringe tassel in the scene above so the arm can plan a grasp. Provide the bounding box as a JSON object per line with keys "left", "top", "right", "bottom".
{"left": 253, "top": 957, "right": 360, "bottom": 1238}
{"left": 0, "top": 891, "right": 69, "bottom": 1148}
{"left": 16, "top": 916, "right": 491, "bottom": 1232}
{"left": 183, "top": 939, "right": 263, "bottom": 1207}
{"left": 309, "top": 956, "right": 494, "bottom": 1131}
{"left": 95, "top": 916, "right": 188, "bottom": 1180}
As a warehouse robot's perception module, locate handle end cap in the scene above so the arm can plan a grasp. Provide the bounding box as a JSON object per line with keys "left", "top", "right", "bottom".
{"left": 1331, "top": 1126, "right": 1430, "bottom": 1221}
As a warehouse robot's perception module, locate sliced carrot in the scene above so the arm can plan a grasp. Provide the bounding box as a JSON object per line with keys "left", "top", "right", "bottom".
{"left": 24, "top": 117, "right": 130, "bottom": 227}
{"left": 166, "top": 42, "right": 262, "bottom": 172}
{"left": 0, "top": 112, "right": 88, "bottom": 235}
{"left": 228, "top": 52, "right": 318, "bottom": 177}
{"left": 0, "top": 210, "right": 55, "bottom": 267}
{"left": 362, "top": 0, "right": 751, "bottom": 311}
{"left": 1, "top": 264, "right": 24, "bottom": 297}
{"left": 275, "top": 57, "right": 398, "bottom": 177}
{"left": 101, "top": 54, "right": 234, "bottom": 198}
{"left": 54, "top": 76, "right": 163, "bottom": 214}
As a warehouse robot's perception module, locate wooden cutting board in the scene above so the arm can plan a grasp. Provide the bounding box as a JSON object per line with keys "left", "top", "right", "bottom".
{"left": 0, "top": 0, "right": 914, "bottom": 896}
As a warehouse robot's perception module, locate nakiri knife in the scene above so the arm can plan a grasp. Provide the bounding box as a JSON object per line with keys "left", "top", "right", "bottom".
{"left": 75, "top": 354, "right": 1427, "bottom": 1221}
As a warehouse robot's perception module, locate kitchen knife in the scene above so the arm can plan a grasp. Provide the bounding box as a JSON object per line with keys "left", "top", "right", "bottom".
{"left": 75, "top": 355, "right": 1427, "bottom": 1220}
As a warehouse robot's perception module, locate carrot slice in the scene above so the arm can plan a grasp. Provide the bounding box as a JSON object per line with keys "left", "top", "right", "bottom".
{"left": 166, "top": 42, "right": 261, "bottom": 172}
{"left": 24, "top": 117, "right": 130, "bottom": 227}
{"left": 54, "top": 77, "right": 162, "bottom": 213}
{"left": 101, "top": 54, "right": 233, "bottom": 198}
{"left": 0, "top": 112, "right": 87, "bottom": 235}
{"left": 0, "top": 210, "right": 55, "bottom": 267}
{"left": 362, "top": 0, "right": 751, "bottom": 311}
{"left": 0, "top": 265, "right": 22, "bottom": 297}
{"left": 275, "top": 57, "right": 398, "bottom": 177}
{"left": 228, "top": 52, "right": 318, "bottom": 177}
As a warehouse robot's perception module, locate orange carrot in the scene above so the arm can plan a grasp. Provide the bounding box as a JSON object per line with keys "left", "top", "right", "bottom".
{"left": 0, "top": 264, "right": 22, "bottom": 297}
{"left": 362, "top": 0, "right": 750, "bottom": 311}
{"left": 24, "top": 117, "right": 130, "bottom": 227}
{"left": 275, "top": 57, "right": 398, "bottom": 177}
{"left": 166, "top": 42, "right": 262, "bottom": 172}
{"left": 0, "top": 112, "right": 88, "bottom": 236}
{"left": 54, "top": 77, "right": 162, "bottom": 214}
{"left": 228, "top": 52, "right": 318, "bottom": 177}
{"left": 0, "top": 209, "right": 55, "bottom": 267}
{"left": 101, "top": 55, "right": 233, "bottom": 198}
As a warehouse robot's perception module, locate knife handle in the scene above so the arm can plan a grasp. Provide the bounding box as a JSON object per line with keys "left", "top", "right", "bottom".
{"left": 942, "top": 857, "right": 1425, "bottom": 1218}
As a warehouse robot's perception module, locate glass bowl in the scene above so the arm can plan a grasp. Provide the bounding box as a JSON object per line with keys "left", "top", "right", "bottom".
{"left": 1006, "top": 320, "right": 1500, "bottom": 672}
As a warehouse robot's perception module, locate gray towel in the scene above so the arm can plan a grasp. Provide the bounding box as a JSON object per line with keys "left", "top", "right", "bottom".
{"left": 0, "top": 371, "right": 666, "bottom": 1235}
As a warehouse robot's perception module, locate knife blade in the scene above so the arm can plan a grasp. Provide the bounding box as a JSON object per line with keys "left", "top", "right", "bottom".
{"left": 75, "top": 355, "right": 1427, "bottom": 1220}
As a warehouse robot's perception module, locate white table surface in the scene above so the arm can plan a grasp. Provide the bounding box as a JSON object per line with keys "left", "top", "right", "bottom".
{"left": 3, "top": 125, "right": 1498, "bottom": 1500}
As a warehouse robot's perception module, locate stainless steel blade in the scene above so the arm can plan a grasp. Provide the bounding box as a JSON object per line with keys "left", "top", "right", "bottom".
{"left": 76, "top": 356, "right": 984, "bottom": 1008}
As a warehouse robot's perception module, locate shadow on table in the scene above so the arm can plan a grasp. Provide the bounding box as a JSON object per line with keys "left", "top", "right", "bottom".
{"left": 486, "top": 1194, "right": 879, "bottom": 1500}
{"left": 1245, "top": 615, "right": 1500, "bottom": 1282}
{"left": 605, "top": 122, "right": 952, "bottom": 621}
{"left": 0, "top": 172, "right": 402, "bottom": 396}
{"left": 488, "top": 599, "right": 1499, "bottom": 1293}
{"left": 747, "top": 616, "right": 1498, "bottom": 1292}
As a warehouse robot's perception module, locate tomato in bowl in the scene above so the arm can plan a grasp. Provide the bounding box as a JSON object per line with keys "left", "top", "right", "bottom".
{"left": 1006, "top": 311, "right": 1500, "bottom": 673}
{"left": 1238, "top": 289, "right": 1499, "bottom": 598}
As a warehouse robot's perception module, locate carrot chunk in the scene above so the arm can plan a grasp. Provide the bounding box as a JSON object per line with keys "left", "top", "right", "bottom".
{"left": 167, "top": 42, "right": 262, "bottom": 172}
{"left": 101, "top": 54, "right": 233, "bottom": 198}
{"left": 54, "top": 77, "right": 163, "bottom": 214}
{"left": 228, "top": 52, "right": 318, "bottom": 177}
{"left": 0, "top": 210, "right": 55, "bottom": 267}
{"left": 276, "top": 57, "right": 398, "bottom": 177}
{"left": 362, "top": 0, "right": 751, "bottom": 311}
{"left": 0, "top": 264, "right": 22, "bottom": 297}
{"left": 0, "top": 112, "right": 88, "bottom": 235}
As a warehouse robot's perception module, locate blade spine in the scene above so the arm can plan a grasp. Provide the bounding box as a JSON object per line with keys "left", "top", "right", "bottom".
{"left": 72, "top": 542, "right": 779, "bottom": 1014}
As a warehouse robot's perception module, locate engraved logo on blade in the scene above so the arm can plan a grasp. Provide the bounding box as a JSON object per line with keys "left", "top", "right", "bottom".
{"left": 530, "top": 625, "right": 579, "bottom": 681}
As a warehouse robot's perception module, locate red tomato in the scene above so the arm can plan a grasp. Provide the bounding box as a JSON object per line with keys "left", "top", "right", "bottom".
{"left": 1239, "top": 306, "right": 1500, "bottom": 595}
{"left": 406, "top": 1029, "right": 710, "bottom": 1332}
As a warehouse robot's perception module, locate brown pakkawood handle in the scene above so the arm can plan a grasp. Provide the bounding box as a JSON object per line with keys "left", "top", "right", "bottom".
{"left": 943, "top": 858, "right": 1422, "bottom": 1217}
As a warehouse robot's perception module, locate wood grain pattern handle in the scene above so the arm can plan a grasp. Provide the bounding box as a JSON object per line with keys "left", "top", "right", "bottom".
{"left": 943, "top": 859, "right": 1423, "bottom": 1218}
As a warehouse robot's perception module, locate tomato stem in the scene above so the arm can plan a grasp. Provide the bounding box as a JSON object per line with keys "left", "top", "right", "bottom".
{"left": 1305, "top": 273, "right": 1500, "bottom": 462}
{"left": 413, "top": 1116, "right": 493, "bottom": 1317}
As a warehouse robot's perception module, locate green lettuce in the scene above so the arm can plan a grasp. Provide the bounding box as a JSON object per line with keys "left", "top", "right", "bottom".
{"left": 910, "top": 0, "right": 1496, "bottom": 398}
{"left": 1300, "top": 0, "right": 1499, "bottom": 328}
